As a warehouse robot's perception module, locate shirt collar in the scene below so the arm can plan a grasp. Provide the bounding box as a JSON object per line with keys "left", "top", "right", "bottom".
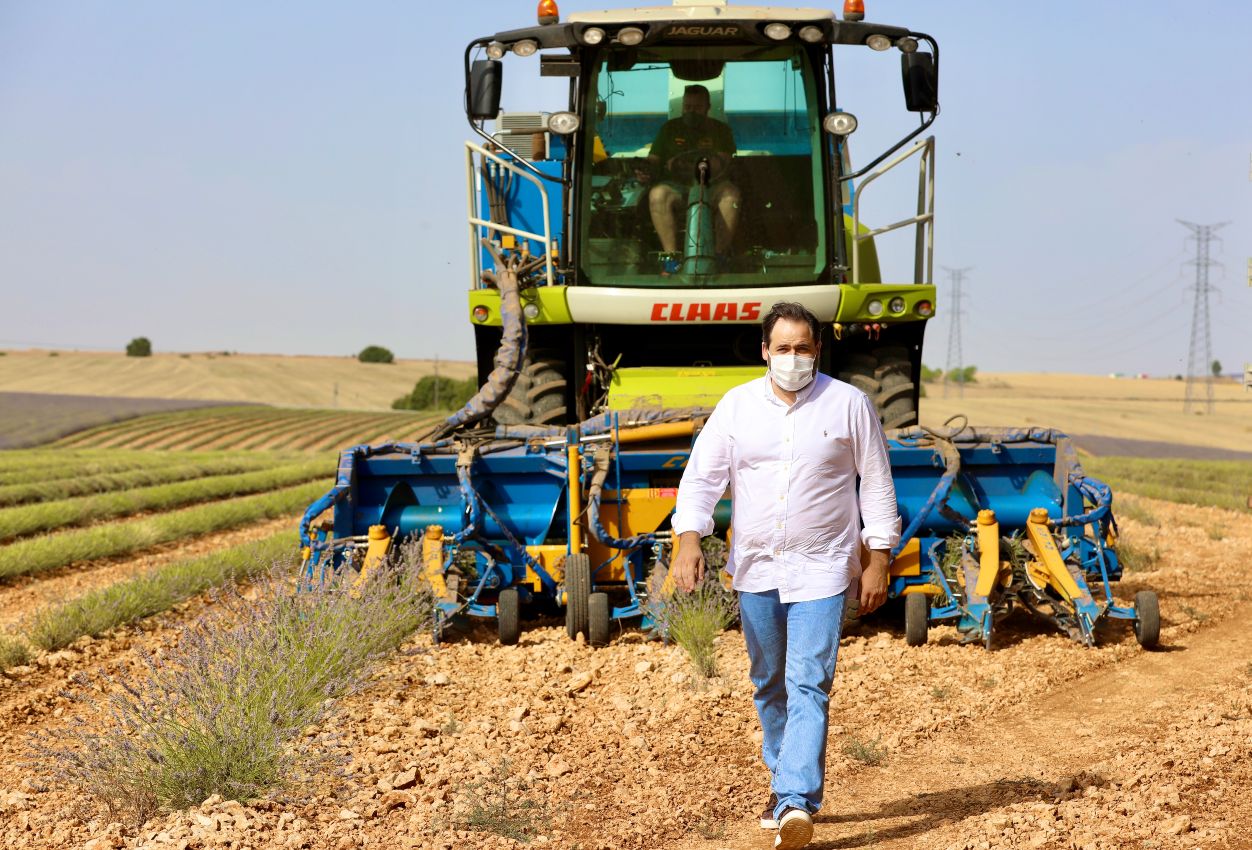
{"left": 761, "top": 372, "right": 820, "bottom": 407}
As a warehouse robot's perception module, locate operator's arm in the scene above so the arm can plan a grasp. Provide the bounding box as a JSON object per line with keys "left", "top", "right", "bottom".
{"left": 852, "top": 393, "right": 901, "bottom": 614}
{"left": 670, "top": 404, "right": 733, "bottom": 592}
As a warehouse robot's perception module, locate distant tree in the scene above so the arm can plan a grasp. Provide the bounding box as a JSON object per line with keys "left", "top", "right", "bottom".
{"left": 393, "top": 375, "right": 478, "bottom": 411}
{"left": 920, "top": 364, "right": 943, "bottom": 383}
{"left": 126, "top": 337, "right": 152, "bottom": 357}
{"left": 944, "top": 365, "right": 977, "bottom": 384}
{"left": 1211, "top": 359, "right": 1222, "bottom": 377}
{"left": 358, "top": 345, "right": 395, "bottom": 364}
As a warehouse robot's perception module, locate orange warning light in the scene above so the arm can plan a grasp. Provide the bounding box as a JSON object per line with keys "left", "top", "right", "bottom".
{"left": 538, "top": 0, "right": 559, "bottom": 25}
{"left": 843, "top": 0, "right": 865, "bottom": 21}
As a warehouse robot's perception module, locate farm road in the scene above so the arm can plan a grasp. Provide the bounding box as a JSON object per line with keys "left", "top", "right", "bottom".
{"left": 673, "top": 603, "right": 1252, "bottom": 850}
{"left": 1072, "top": 434, "right": 1252, "bottom": 462}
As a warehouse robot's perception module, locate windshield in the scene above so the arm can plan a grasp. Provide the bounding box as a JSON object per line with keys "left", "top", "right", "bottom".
{"left": 580, "top": 45, "right": 826, "bottom": 287}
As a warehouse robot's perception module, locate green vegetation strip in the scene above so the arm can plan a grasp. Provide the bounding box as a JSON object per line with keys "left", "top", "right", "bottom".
{"left": 0, "top": 480, "right": 328, "bottom": 580}
{"left": 0, "top": 450, "right": 203, "bottom": 486}
{"left": 0, "top": 460, "right": 331, "bottom": 541}
{"left": 0, "top": 454, "right": 291, "bottom": 507}
{"left": 25, "top": 531, "right": 295, "bottom": 651}
{"left": 55, "top": 407, "right": 254, "bottom": 448}
{"left": 1084, "top": 456, "right": 1252, "bottom": 513}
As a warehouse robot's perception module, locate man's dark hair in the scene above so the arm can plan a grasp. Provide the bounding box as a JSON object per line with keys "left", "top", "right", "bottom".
{"left": 683, "top": 84, "right": 711, "bottom": 103}
{"left": 762, "top": 301, "right": 821, "bottom": 347}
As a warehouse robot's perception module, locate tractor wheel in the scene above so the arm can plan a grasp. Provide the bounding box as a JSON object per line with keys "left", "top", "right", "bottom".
{"left": 904, "top": 592, "right": 929, "bottom": 647}
{"left": 1134, "top": 590, "right": 1160, "bottom": 649}
{"left": 497, "top": 588, "right": 520, "bottom": 646}
{"left": 494, "top": 350, "right": 568, "bottom": 426}
{"left": 588, "top": 592, "right": 611, "bottom": 647}
{"left": 874, "top": 348, "right": 918, "bottom": 429}
{"left": 564, "top": 553, "right": 591, "bottom": 641}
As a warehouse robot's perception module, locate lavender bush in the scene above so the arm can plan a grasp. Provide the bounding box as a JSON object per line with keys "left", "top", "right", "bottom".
{"left": 646, "top": 544, "right": 738, "bottom": 679}
{"left": 33, "top": 544, "right": 437, "bottom": 825}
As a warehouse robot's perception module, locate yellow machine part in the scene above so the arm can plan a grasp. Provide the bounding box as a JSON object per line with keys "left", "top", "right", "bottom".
{"left": 525, "top": 545, "right": 567, "bottom": 589}
{"left": 588, "top": 488, "right": 678, "bottom": 582}
{"left": 352, "top": 525, "right": 392, "bottom": 597}
{"left": 421, "top": 525, "right": 450, "bottom": 599}
{"left": 888, "top": 538, "right": 920, "bottom": 576}
{"left": 1025, "top": 507, "right": 1083, "bottom": 601}
{"left": 974, "top": 509, "right": 1002, "bottom": 597}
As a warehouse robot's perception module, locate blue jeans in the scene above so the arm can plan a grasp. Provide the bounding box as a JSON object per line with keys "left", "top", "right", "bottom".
{"left": 738, "top": 589, "right": 846, "bottom": 819}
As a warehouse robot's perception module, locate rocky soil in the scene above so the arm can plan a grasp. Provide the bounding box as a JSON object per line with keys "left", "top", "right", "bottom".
{"left": 1, "top": 494, "right": 1250, "bottom": 849}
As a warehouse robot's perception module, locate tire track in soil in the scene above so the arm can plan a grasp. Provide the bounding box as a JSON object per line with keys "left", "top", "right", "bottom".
{"left": 0, "top": 514, "right": 300, "bottom": 630}
{"left": 672, "top": 603, "right": 1252, "bottom": 850}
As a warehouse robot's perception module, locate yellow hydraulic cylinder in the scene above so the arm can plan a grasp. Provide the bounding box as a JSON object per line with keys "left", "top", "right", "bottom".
{"left": 421, "top": 525, "right": 448, "bottom": 598}
{"left": 567, "top": 440, "right": 582, "bottom": 554}
{"left": 974, "top": 509, "right": 1001, "bottom": 597}
{"left": 1025, "top": 507, "right": 1083, "bottom": 601}
{"left": 352, "top": 525, "right": 392, "bottom": 596}
{"left": 616, "top": 420, "right": 697, "bottom": 444}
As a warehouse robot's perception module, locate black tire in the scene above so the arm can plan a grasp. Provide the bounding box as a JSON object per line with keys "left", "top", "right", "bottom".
{"left": 497, "top": 588, "right": 520, "bottom": 646}
{"left": 1134, "top": 590, "right": 1160, "bottom": 649}
{"left": 874, "top": 349, "right": 918, "bottom": 429}
{"left": 838, "top": 367, "right": 880, "bottom": 395}
{"left": 564, "top": 553, "right": 591, "bottom": 641}
{"left": 493, "top": 350, "right": 568, "bottom": 426}
{"left": 904, "top": 592, "right": 929, "bottom": 647}
{"left": 588, "top": 592, "right": 611, "bottom": 647}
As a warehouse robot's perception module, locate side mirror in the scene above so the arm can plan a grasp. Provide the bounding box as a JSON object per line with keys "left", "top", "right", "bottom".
{"left": 901, "top": 52, "right": 938, "bottom": 113}
{"left": 469, "top": 59, "right": 502, "bottom": 121}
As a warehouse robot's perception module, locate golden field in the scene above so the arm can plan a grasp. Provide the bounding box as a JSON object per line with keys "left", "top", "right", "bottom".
{"left": 920, "top": 372, "right": 1252, "bottom": 453}
{"left": 0, "top": 350, "right": 474, "bottom": 411}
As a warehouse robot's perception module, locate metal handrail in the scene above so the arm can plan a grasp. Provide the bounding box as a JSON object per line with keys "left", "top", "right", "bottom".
{"left": 464, "top": 140, "right": 556, "bottom": 288}
{"left": 851, "top": 135, "right": 935, "bottom": 285}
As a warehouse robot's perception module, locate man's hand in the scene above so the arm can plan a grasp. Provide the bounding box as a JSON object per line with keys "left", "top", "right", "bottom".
{"left": 859, "top": 549, "right": 890, "bottom": 616}
{"left": 672, "top": 531, "right": 706, "bottom": 593}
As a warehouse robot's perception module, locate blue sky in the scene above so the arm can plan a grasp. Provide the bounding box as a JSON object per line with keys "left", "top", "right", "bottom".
{"left": 2, "top": 1, "right": 1249, "bottom": 376}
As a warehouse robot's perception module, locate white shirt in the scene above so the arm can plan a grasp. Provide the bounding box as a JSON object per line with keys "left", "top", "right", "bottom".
{"left": 672, "top": 372, "right": 901, "bottom": 603}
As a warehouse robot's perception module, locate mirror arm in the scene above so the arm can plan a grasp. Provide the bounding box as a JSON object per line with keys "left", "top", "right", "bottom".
{"left": 839, "top": 32, "right": 938, "bottom": 183}
{"left": 463, "top": 40, "right": 570, "bottom": 186}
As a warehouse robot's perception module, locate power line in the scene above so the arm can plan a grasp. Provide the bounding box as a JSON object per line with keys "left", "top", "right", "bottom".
{"left": 1179, "top": 220, "right": 1228, "bottom": 414}
{"left": 941, "top": 266, "right": 972, "bottom": 398}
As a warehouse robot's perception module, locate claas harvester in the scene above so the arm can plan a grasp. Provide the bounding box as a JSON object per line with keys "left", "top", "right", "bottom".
{"left": 301, "top": 0, "right": 1160, "bottom": 650}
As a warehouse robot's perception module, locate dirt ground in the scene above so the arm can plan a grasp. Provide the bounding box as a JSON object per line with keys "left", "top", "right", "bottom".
{"left": 0, "top": 351, "right": 474, "bottom": 411}
{"left": 1, "top": 494, "right": 1250, "bottom": 850}
{"left": 920, "top": 373, "right": 1252, "bottom": 455}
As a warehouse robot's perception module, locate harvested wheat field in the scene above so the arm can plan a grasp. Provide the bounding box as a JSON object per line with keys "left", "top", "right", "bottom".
{"left": 0, "top": 350, "right": 474, "bottom": 411}
{"left": 920, "top": 373, "right": 1252, "bottom": 456}
{"left": 0, "top": 484, "right": 1249, "bottom": 850}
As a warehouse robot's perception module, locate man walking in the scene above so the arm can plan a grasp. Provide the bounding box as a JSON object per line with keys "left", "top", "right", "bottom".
{"left": 671, "top": 302, "right": 900, "bottom": 849}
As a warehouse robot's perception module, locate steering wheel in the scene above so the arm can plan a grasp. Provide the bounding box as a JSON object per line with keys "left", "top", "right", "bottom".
{"left": 665, "top": 148, "right": 728, "bottom": 183}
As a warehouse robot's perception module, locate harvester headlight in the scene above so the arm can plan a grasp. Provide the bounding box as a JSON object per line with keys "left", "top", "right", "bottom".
{"left": 513, "top": 39, "right": 539, "bottom": 57}
{"left": 486, "top": 42, "right": 507, "bottom": 60}
{"left": 867, "top": 34, "right": 892, "bottom": 51}
{"left": 617, "top": 26, "right": 645, "bottom": 46}
{"left": 915, "top": 300, "right": 934, "bottom": 317}
{"left": 472, "top": 305, "right": 491, "bottom": 323}
{"left": 547, "top": 111, "right": 581, "bottom": 134}
{"left": 822, "top": 111, "right": 858, "bottom": 136}
{"left": 889, "top": 296, "right": 906, "bottom": 314}
{"left": 897, "top": 36, "right": 919, "bottom": 53}
{"left": 523, "top": 302, "right": 541, "bottom": 320}
{"left": 866, "top": 299, "right": 884, "bottom": 317}
{"left": 581, "top": 27, "right": 606, "bottom": 45}
{"left": 798, "top": 25, "right": 824, "bottom": 43}
{"left": 764, "top": 23, "right": 792, "bottom": 41}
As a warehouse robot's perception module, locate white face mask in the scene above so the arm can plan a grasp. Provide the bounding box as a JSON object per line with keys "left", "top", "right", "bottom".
{"left": 769, "top": 353, "right": 816, "bottom": 392}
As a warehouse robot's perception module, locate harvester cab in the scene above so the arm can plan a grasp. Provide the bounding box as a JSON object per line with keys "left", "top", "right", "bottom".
{"left": 300, "top": 0, "right": 1160, "bottom": 652}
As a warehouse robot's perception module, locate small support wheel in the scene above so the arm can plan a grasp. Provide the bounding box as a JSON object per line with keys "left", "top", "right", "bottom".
{"left": 904, "top": 592, "right": 929, "bottom": 647}
{"left": 497, "top": 588, "right": 520, "bottom": 646}
{"left": 588, "top": 592, "right": 611, "bottom": 647}
{"left": 564, "top": 553, "right": 591, "bottom": 641}
{"left": 1134, "top": 590, "right": 1160, "bottom": 648}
